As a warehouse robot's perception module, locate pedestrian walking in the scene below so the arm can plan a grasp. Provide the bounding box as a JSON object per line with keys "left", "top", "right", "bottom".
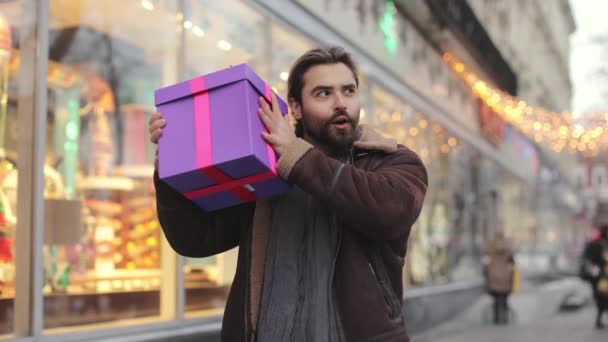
{"left": 580, "top": 224, "right": 608, "bottom": 329}
{"left": 483, "top": 230, "right": 516, "bottom": 325}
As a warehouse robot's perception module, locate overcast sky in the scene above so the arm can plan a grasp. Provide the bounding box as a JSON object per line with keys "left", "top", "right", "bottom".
{"left": 569, "top": 0, "right": 608, "bottom": 116}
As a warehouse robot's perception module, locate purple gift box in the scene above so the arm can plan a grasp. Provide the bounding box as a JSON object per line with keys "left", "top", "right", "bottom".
{"left": 155, "top": 64, "right": 292, "bottom": 211}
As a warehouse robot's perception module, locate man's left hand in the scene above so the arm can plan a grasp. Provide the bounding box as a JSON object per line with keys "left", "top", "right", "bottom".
{"left": 257, "top": 93, "right": 297, "bottom": 156}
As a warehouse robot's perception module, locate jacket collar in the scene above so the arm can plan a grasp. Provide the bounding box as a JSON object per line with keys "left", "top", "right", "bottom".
{"left": 353, "top": 124, "right": 398, "bottom": 154}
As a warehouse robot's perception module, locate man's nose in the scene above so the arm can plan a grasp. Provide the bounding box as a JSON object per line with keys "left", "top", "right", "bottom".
{"left": 334, "top": 94, "right": 347, "bottom": 111}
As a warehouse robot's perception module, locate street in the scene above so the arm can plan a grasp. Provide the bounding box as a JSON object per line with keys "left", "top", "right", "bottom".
{"left": 412, "top": 279, "right": 607, "bottom": 342}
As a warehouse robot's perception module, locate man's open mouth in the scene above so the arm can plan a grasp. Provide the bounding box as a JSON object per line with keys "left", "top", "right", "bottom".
{"left": 331, "top": 116, "right": 351, "bottom": 127}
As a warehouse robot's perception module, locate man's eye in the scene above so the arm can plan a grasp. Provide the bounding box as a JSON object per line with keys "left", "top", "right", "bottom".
{"left": 345, "top": 88, "right": 356, "bottom": 95}
{"left": 318, "top": 90, "right": 330, "bottom": 97}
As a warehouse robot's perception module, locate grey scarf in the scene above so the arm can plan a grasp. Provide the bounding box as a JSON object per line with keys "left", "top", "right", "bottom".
{"left": 257, "top": 186, "right": 342, "bottom": 341}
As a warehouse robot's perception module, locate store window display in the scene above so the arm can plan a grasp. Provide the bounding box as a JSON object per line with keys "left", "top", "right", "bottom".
{"left": 443, "top": 144, "right": 482, "bottom": 282}
{"left": 0, "top": 1, "right": 34, "bottom": 335}
{"left": 411, "top": 121, "right": 453, "bottom": 285}
{"left": 36, "top": 0, "right": 180, "bottom": 330}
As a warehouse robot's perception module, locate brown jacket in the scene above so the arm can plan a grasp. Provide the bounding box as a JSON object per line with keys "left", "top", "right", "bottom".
{"left": 484, "top": 234, "right": 515, "bottom": 294}
{"left": 154, "top": 126, "right": 428, "bottom": 341}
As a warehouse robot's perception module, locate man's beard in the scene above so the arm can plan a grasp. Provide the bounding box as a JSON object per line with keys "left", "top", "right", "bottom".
{"left": 302, "top": 110, "right": 360, "bottom": 157}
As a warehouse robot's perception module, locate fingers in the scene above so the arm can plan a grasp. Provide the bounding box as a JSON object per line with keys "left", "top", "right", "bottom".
{"left": 149, "top": 112, "right": 162, "bottom": 126}
{"left": 257, "top": 107, "right": 273, "bottom": 130}
{"left": 149, "top": 118, "right": 166, "bottom": 133}
{"left": 259, "top": 95, "right": 281, "bottom": 120}
{"left": 270, "top": 92, "right": 280, "bottom": 117}
{"left": 150, "top": 129, "right": 163, "bottom": 144}
{"left": 261, "top": 131, "right": 276, "bottom": 144}
{"left": 149, "top": 114, "right": 166, "bottom": 144}
{"left": 258, "top": 96, "right": 272, "bottom": 115}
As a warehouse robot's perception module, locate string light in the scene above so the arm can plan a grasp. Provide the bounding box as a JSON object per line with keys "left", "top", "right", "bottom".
{"left": 141, "top": 0, "right": 154, "bottom": 11}
{"left": 448, "top": 137, "right": 457, "bottom": 147}
{"left": 442, "top": 53, "right": 607, "bottom": 156}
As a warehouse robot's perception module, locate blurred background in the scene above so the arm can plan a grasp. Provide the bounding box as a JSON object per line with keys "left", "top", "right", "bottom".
{"left": 0, "top": 0, "right": 606, "bottom": 341}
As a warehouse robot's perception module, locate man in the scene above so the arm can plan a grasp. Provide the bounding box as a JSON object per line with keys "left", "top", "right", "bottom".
{"left": 483, "top": 230, "right": 516, "bottom": 325}
{"left": 580, "top": 224, "right": 608, "bottom": 329}
{"left": 149, "top": 46, "right": 427, "bottom": 341}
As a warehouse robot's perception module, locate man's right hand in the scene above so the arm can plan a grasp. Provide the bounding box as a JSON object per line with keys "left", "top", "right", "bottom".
{"left": 149, "top": 112, "right": 166, "bottom": 144}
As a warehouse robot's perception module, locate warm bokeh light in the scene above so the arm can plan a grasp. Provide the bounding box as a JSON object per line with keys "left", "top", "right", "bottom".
{"left": 442, "top": 52, "right": 607, "bottom": 156}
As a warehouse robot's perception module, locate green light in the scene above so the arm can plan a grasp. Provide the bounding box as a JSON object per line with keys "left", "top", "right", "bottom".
{"left": 68, "top": 98, "right": 79, "bottom": 111}
{"left": 64, "top": 141, "right": 78, "bottom": 151}
{"left": 65, "top": 121, "right": 79, "bottom": 140}
{"left": 379, "top": 0, "right": 398, "bottom": 56}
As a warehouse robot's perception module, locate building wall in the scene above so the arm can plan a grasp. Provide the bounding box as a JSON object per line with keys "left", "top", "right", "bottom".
{"left": 468, "top": 0, "right": 575, "bottom": 112}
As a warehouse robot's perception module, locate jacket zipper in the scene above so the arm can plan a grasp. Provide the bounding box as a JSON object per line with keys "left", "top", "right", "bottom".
{"left": 330, "top": 226, "right": 344, "bottom": 338}
{"left": 368, "top": 257, "right": 399, "bottom": 319}
{"left": 368, "top": 261, "right": 394, "bottom": 317}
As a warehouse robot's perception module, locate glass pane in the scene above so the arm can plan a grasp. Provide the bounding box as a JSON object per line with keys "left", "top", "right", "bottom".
{"left": 182, "top": 0, "right": 314, "bottom": 316}
{"left": 44, "top": 0, "right": 179, "bottom": 330}
{"left": 0, "top": 0, "right": 31, "bottom": 336}
{"left": 444, "top": 144, "right": 480, "bottom": 282}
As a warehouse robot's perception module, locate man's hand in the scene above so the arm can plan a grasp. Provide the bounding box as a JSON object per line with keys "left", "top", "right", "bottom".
{"left": 257, "top": 93, "right": 296, "bottom": 156}
{"left": 149, "top": 112, "right": 165, "bottom": 169}
{"left": 149, "top": 112, "right": 166, "bottom": 144}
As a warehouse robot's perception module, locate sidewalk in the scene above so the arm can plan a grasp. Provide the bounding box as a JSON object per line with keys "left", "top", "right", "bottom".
{"left": 411, "top": 277, "right": 607, "bottom": 342}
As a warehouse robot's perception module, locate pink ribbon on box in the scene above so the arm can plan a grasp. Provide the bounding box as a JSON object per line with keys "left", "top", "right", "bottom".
{"left": 185, "top": 77, "right": 279, "bottom": 202}
{"left": 190, "top": 77, "right": 212, "bottom": 169}
{"left": 263, "top": 84, "right": 278, "bottom": 173}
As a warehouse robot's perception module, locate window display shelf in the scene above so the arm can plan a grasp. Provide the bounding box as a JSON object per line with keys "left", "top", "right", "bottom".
{"left": 0, "top": 280, "right": 13, "bottom": 299}
{"left": 113, "top": 165, "right": 155, "bottom": 179}
{"left": 79, "top": 176, "right": 135, "bottom": 192}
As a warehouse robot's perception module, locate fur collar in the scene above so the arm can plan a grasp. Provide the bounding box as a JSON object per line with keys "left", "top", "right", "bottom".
{"left": 353, "top": 124, "right": 398, "bottom": 154}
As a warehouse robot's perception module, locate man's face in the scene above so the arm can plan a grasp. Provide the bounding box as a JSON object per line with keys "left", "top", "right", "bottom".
{"left": 290, "top": 63, "right": 361, "bottom": 153}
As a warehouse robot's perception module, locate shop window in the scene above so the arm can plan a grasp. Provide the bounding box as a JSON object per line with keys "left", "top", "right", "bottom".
{"left": 41, "top": 0, "right": 180, "bottom": 331}
{"left": 0, "top": 0, "right": 35, "bottom": 336}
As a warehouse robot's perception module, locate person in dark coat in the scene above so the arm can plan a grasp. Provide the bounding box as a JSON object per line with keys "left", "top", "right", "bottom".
{"left": 580, "top": 224, "right": 608, "bottom": 329}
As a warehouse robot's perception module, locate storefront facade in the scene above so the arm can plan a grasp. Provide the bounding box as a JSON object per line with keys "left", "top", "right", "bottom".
{"left": 0, "top": 1, "right": 580, "bottom": 341}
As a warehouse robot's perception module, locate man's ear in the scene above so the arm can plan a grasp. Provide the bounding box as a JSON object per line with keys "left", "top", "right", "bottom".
{"left": 289, "top": 98, "right": 302, "bottom": 121}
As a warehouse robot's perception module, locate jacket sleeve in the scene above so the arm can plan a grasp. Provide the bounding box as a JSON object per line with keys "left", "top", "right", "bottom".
{"left": 276, "top": 138, "right": 428, "bottom": 241}
{"left": 154, "top": 171, "right": 255, "bottom": 258}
